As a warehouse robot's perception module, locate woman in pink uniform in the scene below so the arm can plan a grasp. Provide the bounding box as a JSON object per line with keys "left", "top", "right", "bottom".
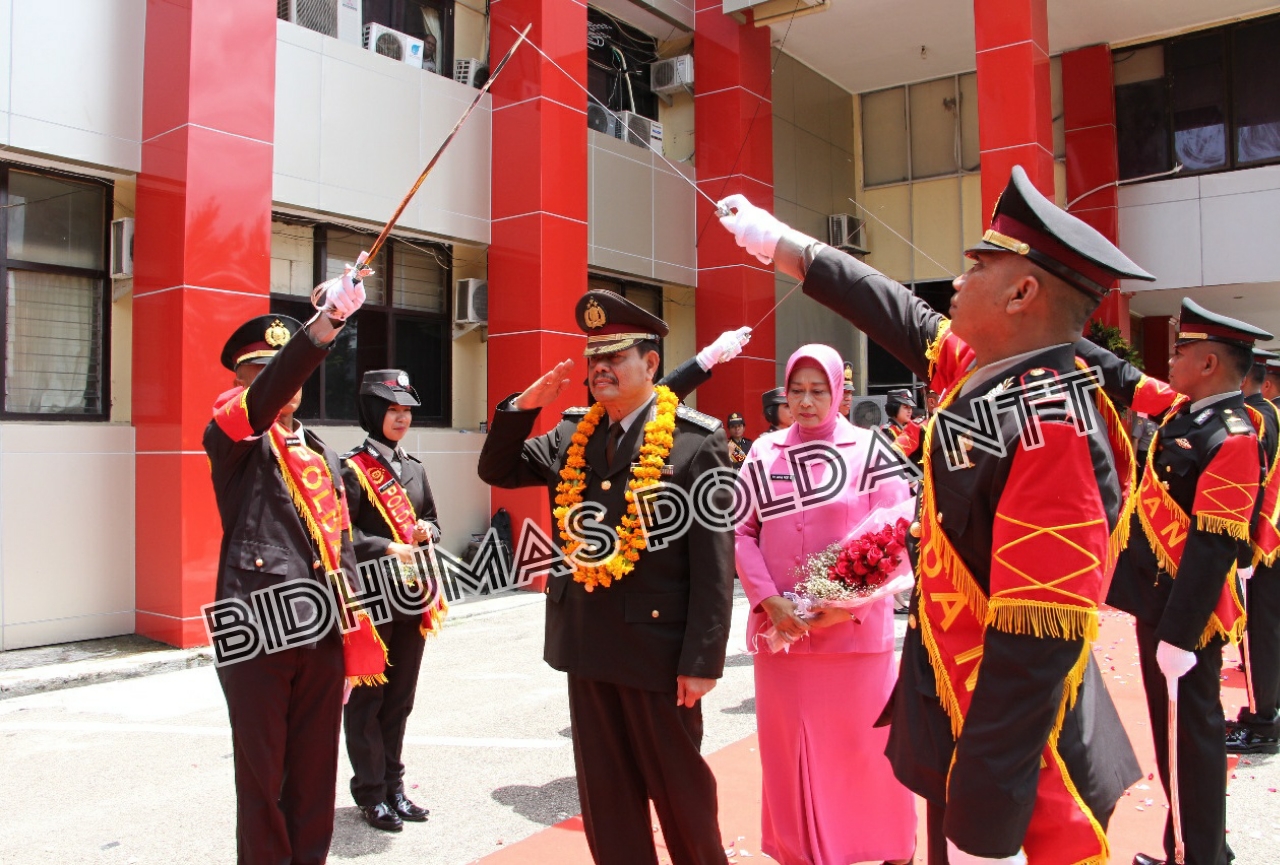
{"left": 736, "top": 343, "right": 916, "bottom": 865}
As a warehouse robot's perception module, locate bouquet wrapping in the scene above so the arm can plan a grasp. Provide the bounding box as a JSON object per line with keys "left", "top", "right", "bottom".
{"left": 756, "top": 497, "right": 917, "bottom": 654}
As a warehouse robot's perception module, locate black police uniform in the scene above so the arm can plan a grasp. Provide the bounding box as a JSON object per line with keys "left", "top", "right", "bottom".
{"left": 477, "top": 289, "right": 735, "bottom": 865}
{"left": 770, "top": 166, "right": 1148, "bottom": 862}
{"left": 204, "top": 315, "right": 356, "bottom": 865}
{"left": 1081, "top": 301, "right": 1271, "bottom": 865}
{"left": 341, "top": 370, "right": 441, "bottom": 826}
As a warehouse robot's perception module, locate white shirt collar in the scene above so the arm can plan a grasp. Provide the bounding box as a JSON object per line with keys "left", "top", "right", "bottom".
{"left": 1189, "top": 390, "right": 1241, "bottom": 413}
{"left": 614, "top": 395, "right": 656, "bottom": 434}
{"left": 959, "top": 343, "right": 1073, "bottom": 398}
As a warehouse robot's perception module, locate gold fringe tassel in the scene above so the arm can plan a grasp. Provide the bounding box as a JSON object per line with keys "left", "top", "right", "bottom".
{"left": 1253, "top": 545, "right": 1279, "bottom": 568}
{"left": 924, "top": 319, "right": 952, "bottom": 383}
{"left": 1197, "top": 513, "right": 1251, "bottom": 540}
{"left": 348, "top": 673, "right": 389, "bottom": 687}
{"left": 917, "top": 607, "right": 966, "bottom": 741}
{"left": 987, "top": 600, "right": 1099, "bottom": 643}
{"left": 1076, "top": 360, "right": 1139, "bottom": 566}
{"left": 1048, "top": 639, "right": 1092, "bottom": 751}
{"left": 922, "top": 530, "right": 990, "bottom": 622}
{"left": 1048, "top": 743, "right": 1111, "bottom": 865}
{"left": 1197, "top": 564, "right": 1248, "bottom": 648}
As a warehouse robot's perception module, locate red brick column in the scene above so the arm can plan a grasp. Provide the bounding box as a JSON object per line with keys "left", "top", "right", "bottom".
{"left": 486, "top": 0, "right": 588, "bottom": 543}
{"left": 132, "top": 0, "right": 277, "bottom": 646}
{"left": 693, "top": 5, "right": 775, "bottom": 426}
{"left": 1063, "top": 44, "right": 1129, "bottom": 338}
{"left": 974, "top": 0, "right": 1055, "bottom": 217}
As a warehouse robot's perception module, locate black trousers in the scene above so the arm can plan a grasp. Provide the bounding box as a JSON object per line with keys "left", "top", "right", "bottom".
{"left": 1136, "top": 621, "right": 1232, "bottom": 865}
{"left": 343, "top": 617, "right": 427, "bottom": 806}
{"left": 1240, "top": 570, "right": 1280, "bottom": 732}
{"left": 217, "top": 631, "right": 345, "bottom": 865}
{"left": 566, "top": 674, "right": 724, "bottom": 865}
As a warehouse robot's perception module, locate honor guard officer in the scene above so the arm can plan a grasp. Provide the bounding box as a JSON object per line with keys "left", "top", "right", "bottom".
{"left": 762, "top": 387, "right": 792, "bottom": 432}
{"left": 1076, "top": 299, "right": 1271, "bottom": 865}
{"left": 477, "top": 289, "right": 735, "bottom": 865}
{"left": 1228, "top": 348, "right": 1280, "bottom": 753}
{"left": 884, "top": 388, "right": 926, "bottom": 466}
{"left": 205, "top": 262, "right": 384, "bottom": 865}
{"left": 839, "top": 362, "right": 855, "bottom": 419}
{"left": 726, "top": 411, "right": 751, "bottom": 466}
{"left": 719, "top": 166, "right": 1148, "bottom": 865}
{"left": 341, "top": 369, "right": 445, "bottom": 831}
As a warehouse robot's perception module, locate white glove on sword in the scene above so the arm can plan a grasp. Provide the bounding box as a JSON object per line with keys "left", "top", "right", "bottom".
{"left": 312, "top": 251, "right": 372, "bottom": 320}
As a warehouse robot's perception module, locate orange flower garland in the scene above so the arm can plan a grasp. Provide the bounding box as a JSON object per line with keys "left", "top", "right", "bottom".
{"left": 553, "top": 385, "right": 678, "bottom": 591}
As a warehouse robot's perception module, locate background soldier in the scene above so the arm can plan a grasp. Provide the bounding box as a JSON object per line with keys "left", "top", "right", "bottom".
{"left": 718, "top": 166, "right": 1147, "bottom": 865}
{"left": 205, "top": 262, "right": 375, "bottom": 865}
{"left": 341, "top": 370, "right": 443, "bottom": 831}
{"left": 839, "top": 361, "right": 854, "bottom": 419}
{"left": 1077, "top": 300, "right": 1270, "bottom": 865}
{"left": 477, "top": 289, "right": 734, "bottom": 865}
{"left": 726, "top": 411, "right": 751, "bottom": 466}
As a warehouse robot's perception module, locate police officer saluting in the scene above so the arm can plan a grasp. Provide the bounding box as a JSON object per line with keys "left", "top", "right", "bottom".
{"left": 477, "top": 289, "right": 735, "bottom": 865}
{"left": 341, "top": 369, "right": 445, "bottom": 831}
{"left": 205, "top": 261, "right": 386, "bottom": 865}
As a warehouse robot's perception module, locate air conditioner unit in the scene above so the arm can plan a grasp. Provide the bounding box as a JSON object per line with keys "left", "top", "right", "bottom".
{"left": 828, "top": 213, "right": 869, "bottom": 256}
{"left": 587, "top": 102, "right": 612, "bottom": 135}
{"left": 849, "top": 395, "right": 887, "bottom": 429}
{"left": 616, "top": 111, "right": 663, "bottom": 152}
{"left": 454, "top": 58, "right": 488, "bottom": 88}
{"left": 650, "top": 55, "right": 694, "bottom": 95}
{"left": 110, "top": 218, "right": 134, "bottom": 280}
{"left": 278, "top": 0, "right": 363, "bottom": 45}
{"left": 364, "top": 23, "right": 424, "bottom": 68}
{"left": 454, "top": 279, "right": 488, "bottom": 325}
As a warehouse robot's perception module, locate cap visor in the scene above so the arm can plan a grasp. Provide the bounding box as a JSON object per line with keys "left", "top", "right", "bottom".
{"left": 584, "top": 337, "right": 643, "bottom": 357}
{"left": 392, "top": 392, "right": 421, "bottom": 408}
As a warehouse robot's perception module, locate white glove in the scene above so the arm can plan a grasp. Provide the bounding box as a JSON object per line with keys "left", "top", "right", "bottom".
{"left": 1156, "top": 640, "right": 1197, "bottom": 682}
{"left": 717, "top": 194, "right": 787, "bottom": 264}
{"left": 316, "top": 251, "right": 370, "bottom": 321}
{"left": 417, "top": 519, "right": 441, "bottom": 544}
{"left": 946, "top": 840, "right": 1027, "bottom": 865}
{"left": 696, "top": 327, "right": 752, "bottom": 371}
{"left": 1239, "top": 566, "right": 1254, "bottom": 581}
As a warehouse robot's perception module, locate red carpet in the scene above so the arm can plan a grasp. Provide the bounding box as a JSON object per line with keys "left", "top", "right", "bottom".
{"left": 478, "top": 610, "right": 1247, "bottom": 864}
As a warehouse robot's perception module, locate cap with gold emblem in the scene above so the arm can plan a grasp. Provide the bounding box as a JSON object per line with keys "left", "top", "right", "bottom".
{"left": 220, "top": 315, "right": 302, "bottom": 371}
{"left": 843, "top": 362, "right": 855, "bottom": 393}
{"left": 727, "top": 412, "right": 745, "bottom": 426}
{"left": 357, "top": 368, "right": 420, "bottom": 433}
{"left": 967, "top": 165, "right": 1156, "bottom": 298}
{"left": 1175, "top": 298, "right": 1273, "bottom": 348}
{"left": 576, "top": 289, "right": 669, "bottom": 357}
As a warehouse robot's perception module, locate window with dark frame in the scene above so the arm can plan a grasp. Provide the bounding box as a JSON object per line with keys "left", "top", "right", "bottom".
{"left": 586, "top": 7, "right": 660, "bottom": 123}
{"left": 269, "top": 219, "right": 452, "bottom": 426}
{"left": 363, "top": 0, "right": 454, "bottom": 76}
{"left": 0, "top": 163, "right": 111, "bottom": 419}
{"left": 1114, "top": 14, "right": 1280, "bottom": 181}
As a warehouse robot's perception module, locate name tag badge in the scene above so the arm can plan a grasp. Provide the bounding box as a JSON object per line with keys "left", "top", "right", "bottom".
{"left": 770, "top": 474, "right": 793, "bottom": 481}
{"left": 632, "top": 463, "right": 675, "bottom": 476}
{"left": 285, "top": 436, "right": 303, "bottom": 449}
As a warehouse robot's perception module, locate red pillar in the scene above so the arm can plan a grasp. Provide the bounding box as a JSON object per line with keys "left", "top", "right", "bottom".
{"left": 486, "top": 0, "right": 588, "bottom": 544}
{"left": 693, "top": 6, "right": 775, "bottom": 425}
{"left": 132, "top": 0, "right": 277, "bottom": 647}
{"left": 974, "top": 0, "right": 1055, "bottom": 218}
{"left": 1063, "top": 44, "right": 1129, "bottom": 338}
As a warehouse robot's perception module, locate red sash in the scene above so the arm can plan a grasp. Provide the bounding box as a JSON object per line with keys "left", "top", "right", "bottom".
{"left": 268, "top": 423, "right": 387, "bottom": 686}
{"left": 346, "top": 449, "right": 448, "bottom": 638}
{"left": 915, "top": 373, "right": 1115, "bottom": 865}
{"left": 1249, "top": 401, "right": 1280, "bottom": 566}
{"left": 1135, "top": 422, "right": 1250, "bottom": 646}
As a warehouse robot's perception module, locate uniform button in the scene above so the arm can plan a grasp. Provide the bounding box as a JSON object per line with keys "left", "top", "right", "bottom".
{"left": 909, "top": 521, "right": 922, "bottom": 538}
{"left": 908, "top": 613, "right": 917, "bottom": 629}
{"left": 651, "top": 610, "right": 660, "bottom": 619}
{"left": 1165, "top": 465, "right": 1172, "bottom": 473}
{"left": 601, "top": 480, "right": 612, "bottom": 491}
{"left": 312, "top": 560, "right": 321, "bottom": 570}
{"left": 254, "top": 558, "right": 264, "bottom": 568}
{"left": 794, "top": 556, "right": 802, "bottom": 564}
{"left": 795, "top": 523, "right": 802, "bottom": 532}
{"left": 937, "top": 512, "right": 944, "bottom": 525}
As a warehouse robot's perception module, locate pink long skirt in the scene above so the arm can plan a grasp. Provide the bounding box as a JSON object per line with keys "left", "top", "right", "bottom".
{"left": 754, "top": 650, "right": 917, "bottom": 865}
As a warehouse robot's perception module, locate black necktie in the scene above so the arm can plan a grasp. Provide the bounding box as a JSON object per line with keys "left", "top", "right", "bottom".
{"left": 606, "top": 422, "right": 624, "bottom": 466}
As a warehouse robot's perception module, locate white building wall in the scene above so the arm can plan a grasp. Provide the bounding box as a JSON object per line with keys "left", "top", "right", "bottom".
{"left": 1119, "top": 164, "right": 1280, "bottom": 291}
{"left": 0, "top": 423, "right": 135, "bottom": 650}
{"left": 273, "top": 20, "right": 491, "bottom": 246}
{"left": 0, "top": 0, "right": 146, "bottom": 174}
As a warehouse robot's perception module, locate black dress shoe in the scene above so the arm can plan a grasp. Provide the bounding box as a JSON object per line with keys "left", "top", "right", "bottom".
{"left": 359, "top": 801, "right": 403, "bottom": 832}
{"left": 1132, "top": 853, "right": 1164, "bottom": 865}
{"left": 1226, "top": 725, "right": 1280, "bottom": 753}
{"left": 388, "top": 792, "right": 429, "bottom": 822}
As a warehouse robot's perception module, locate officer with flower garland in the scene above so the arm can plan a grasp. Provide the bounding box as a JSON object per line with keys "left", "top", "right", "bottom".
{"left": 477, "top": 288, "right": 734, "bottom": 865}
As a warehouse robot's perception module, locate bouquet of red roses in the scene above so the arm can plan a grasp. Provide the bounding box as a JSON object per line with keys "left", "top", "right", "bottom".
{"left": 757, "top": 498, "right": 917, "bottom": 653}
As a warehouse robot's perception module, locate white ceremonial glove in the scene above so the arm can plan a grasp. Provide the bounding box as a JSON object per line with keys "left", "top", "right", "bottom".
{"left": 696, "top": 326, "right": 752, "bottom": 371}
{"left": 717, "top": 194, "right": 788, "bottom": 264}
{"left": 417, "top": 519, "right": 441, "bottom": 544}
{"left": 1239, "top": 566, "right": 1254, "bottom": 581}
{"left": 316, "top": 251, "right": 370, "bottom": 321}
{"left": 1157, "top": 640, "right": 1197, "bottom": 682}
{"left": 946, "top": 840, "right": 1027, "bottom": 865}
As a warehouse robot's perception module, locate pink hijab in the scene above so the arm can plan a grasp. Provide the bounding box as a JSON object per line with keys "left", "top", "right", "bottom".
{"left": 782, "top": 343, "right": 848, "bottom": 443}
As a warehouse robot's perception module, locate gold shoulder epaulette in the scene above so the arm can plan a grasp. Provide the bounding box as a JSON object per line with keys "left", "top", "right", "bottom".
{"left": 676, "top": 405, "right": 722, "bottom": 432}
